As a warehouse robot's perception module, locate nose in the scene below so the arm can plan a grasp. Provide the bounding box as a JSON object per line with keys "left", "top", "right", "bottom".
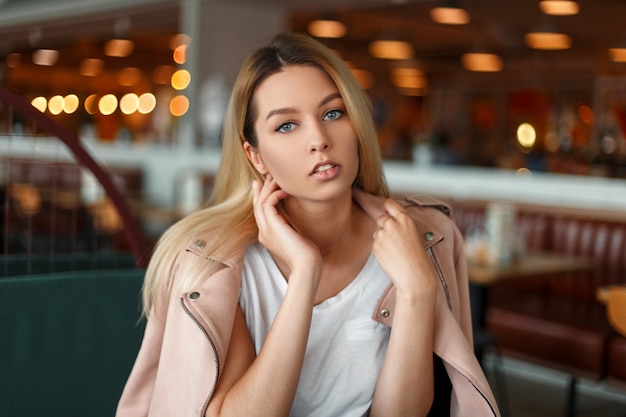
{"left": 307, "top": 121, "right": 331, "bottom": 153}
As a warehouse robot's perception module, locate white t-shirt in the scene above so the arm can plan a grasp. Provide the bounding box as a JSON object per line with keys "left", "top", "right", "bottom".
{"left": 239, "top": 241, "right": 391, "bottom": 417}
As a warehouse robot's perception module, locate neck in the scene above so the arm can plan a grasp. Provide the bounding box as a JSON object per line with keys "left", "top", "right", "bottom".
{"left": 283, "top": 192, "right": 364, "bottom": 257}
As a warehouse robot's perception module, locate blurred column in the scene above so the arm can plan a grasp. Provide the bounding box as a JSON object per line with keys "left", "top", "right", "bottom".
{"left": 177, "top": 0, "right": 201, "bottom": 150}
{"left": 179, "top": 0, "right": 286, "bottom": 149}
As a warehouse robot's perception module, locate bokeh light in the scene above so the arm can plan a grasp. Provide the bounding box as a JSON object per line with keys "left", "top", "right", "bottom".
{"left": 31, "top": 96, "right": 47, "bottom": 112}
{"left": 63, "top": 94, "right": 79, "bottom": 114}
{"left": 85, "top": 94, "right": 98, "bottom": 115}
{"left": 99, "top": 94, "right": 118, "bottom": 115}
{"left": 138, "top": 93, "right": 157, "bottom": 114}
{"left": 171, "top": 69, "right": 191, "bottom": 90}
{"left": 169, "top": 95, "right": 189, "bottom": 116}
{"left": 120, "top": 93, "right": 140, "bottom": 114}
{"left": 516, "top": 122, "right": 536, "bottom": 149}
{"left": 48, "top": 95, "right": 64, "bottom": 115}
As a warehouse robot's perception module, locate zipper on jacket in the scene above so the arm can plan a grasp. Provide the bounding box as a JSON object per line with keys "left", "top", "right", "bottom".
{"left": 426, "top": 247, "right": 452, "bottom": 310}
{"left": 180, "top": 297, "right": 220, "bottom": 417}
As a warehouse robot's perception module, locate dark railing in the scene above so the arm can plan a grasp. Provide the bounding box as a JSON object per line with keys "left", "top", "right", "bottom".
{"left": 0, "top": 87, "right": 150, "bottom": 268}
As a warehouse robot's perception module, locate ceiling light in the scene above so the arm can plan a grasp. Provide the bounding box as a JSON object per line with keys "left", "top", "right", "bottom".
{"left": 430, "top": 6, "right": 470, "bottom": 25}
{"left": 31, "top": 96, "right": 47, "bottom": 113}
{"left": 138, "top": 93, "right": 157, "bottom": 114}
{"left": 63, "top": 94, "right": 79, "bottom": 114}
{"left": 85, "top": 94, "right": 98, "bottom": 115}
{"left": 390, "top": 68, "right": 427, "bottom": 88}
{"left": 120, "top": 93, "right": 140, "bottom": 115}
{"left": 79, "top": 58, "right": 104, "bottom": 76}
{"left": 117, "top": 67, "right": 143, "bottom": 86}
{"left": 539, "top": 0, "right": 579, "bottom": 16}
{"left": 48, "top": 95, "right": 64, "bottom": 115}
{"left": 462, "top": 52, "right": 503, "bottom": 72}
{"left": 7, "top": 53, "right": 21, "bottom": 68}
{"left": 171, "top": 69, "right": 192, "bottom": 90}
{"left": 368, "top": 40, "right": 414, "bottom": 60}
{"left": 104, "top": 39, "right": 134, "bottom": 57}
{"left": 32, "top": 49, "right": 59, "bottom": 66}
{"left": 608, "top": 48, "right": 626, "bottom": 63}
{"left": 173, "top": 45, "right": 187, "bottom": 64}
{"left": 525, "top": 32, "right": 572, "bottom": 50}
{"left": 307, "top": 19, "right": 347, "bottom": 38}
{"left": 391, "top": 67, "right": 424, "bottom": 78}
{"left": 99, "top": 94, "right": 118, "bottom": 115}
{"left": 170, "top": 95, "right": 189, "bottom": 117}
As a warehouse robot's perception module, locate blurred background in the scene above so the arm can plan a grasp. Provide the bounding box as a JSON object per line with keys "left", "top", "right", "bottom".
{"left": 2, "top": 0, "right": 626, "bottom": 177}
{"left": 1, "top": 1, "right": 626, "bottom": 416}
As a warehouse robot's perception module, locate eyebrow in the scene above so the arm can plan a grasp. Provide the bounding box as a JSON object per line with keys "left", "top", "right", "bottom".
{"left": 264, "top": 92, "right": 343, "bottom": 121}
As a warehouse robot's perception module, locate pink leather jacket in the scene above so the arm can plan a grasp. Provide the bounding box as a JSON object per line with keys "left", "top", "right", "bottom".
{"left": 116, "top": 189, "right": 500, "bottom": 417}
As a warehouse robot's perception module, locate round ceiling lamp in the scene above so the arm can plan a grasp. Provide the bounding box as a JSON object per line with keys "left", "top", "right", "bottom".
{"left": 307, "top": 19, "right": 347, "bottom": 38}
{"left": 461, "top": 52, "right": 503, "bottom": 72}
{"left": 539, "top": 0, "right": 580, "bottom": 16}
{"left": 430, "top": 1, "right": 469, "bottom": 25}
{"left": 368, "top": 39, "right": 414, "bottom": 60}
{"left": 608, "top": 48, "right": 626, "bottom": 63}
{"left": 525, "top": 31, "right": 572, "bottom": 50}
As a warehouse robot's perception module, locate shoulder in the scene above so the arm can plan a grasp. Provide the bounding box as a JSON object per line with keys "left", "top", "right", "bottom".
{"left": 182, "top": 229, "right": 246, "bottom": 270}
{"left": 402, "top": 194, "right": 453, "bottom": 217}
{"left": 400, "top": 194, "right": 461, "bottom": 238}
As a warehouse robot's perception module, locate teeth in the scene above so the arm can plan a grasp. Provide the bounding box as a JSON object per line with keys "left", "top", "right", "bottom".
{"left": 315, "top": 164, "right": 333, "bottom": 173}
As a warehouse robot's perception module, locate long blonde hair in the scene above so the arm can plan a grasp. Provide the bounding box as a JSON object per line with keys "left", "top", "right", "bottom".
{"left": 142, "top": 32, "right": 389, "bottom": 317}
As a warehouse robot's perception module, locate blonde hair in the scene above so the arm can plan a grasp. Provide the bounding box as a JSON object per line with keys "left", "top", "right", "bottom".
{"left": 142, "top": 32, "right": 388, "bottom": 317}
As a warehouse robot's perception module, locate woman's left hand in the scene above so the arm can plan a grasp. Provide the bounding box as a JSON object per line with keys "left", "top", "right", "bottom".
{"left": 372, "top": 199, "right": 436, "bottom": 299}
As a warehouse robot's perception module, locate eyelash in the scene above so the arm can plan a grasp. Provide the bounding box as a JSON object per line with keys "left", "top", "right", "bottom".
{"left": 274, "top": 109, "right": 345, "bottom": 133}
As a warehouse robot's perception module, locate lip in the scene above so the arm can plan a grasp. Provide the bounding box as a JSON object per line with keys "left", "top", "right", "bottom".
{"left": 310, "top": 160, "right": 339, "bottom": 176}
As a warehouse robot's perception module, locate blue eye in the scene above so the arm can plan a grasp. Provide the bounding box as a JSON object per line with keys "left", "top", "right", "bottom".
{"left": 276, "top": 122, "right": 295, "bottom": 133}
{"left": 324, "top": 109, "right": 344, "bottom": 121}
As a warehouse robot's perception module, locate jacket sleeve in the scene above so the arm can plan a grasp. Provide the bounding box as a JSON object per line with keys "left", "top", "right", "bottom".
{"left": 451, "top": 222, "right": 473, "bottom": 345}
{"left": 115, "top": 307, "right": 165, "bottom": 417}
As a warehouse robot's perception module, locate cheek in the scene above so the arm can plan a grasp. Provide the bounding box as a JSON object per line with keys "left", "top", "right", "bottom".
{"left": 256, "top": 144, "right": 299, "bottom": 182}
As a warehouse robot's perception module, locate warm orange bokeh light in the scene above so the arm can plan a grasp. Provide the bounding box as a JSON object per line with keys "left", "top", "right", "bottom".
{"left": 169, "top": 95, "right": 189, "bottom": 116}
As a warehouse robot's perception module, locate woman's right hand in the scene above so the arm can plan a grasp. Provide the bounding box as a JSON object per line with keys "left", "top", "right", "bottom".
{"left": 252, "top": 174, "right": 322, "bottom": 280}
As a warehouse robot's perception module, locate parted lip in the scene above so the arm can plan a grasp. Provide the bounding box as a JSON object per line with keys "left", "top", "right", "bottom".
{"left": 310, "top": 160, "right": 339, "bottom": 175}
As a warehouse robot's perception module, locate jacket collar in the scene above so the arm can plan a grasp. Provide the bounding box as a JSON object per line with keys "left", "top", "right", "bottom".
{"left": 352, "top": 188, "right": 445, "bottom": 250}
{"left": 189, "top": 188, "right": 447, "bottom": 268}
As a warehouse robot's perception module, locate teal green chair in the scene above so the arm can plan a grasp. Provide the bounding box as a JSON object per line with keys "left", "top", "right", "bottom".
{"left": 0, "top": 252, "right": 139, "bottom": 277}
{"left": 0, "top": 268, "right": 145, "bottom": 416}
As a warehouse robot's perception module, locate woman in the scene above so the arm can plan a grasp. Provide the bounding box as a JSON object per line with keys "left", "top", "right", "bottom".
{"left": 116, "top": 32, "right": 500, "bottom": 417}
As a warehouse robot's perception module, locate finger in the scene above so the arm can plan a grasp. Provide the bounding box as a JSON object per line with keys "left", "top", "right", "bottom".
{"left": 257, "top": 174, "right": 277, "bottom": 202}
{"left": 382, "top": 198, "right": 406, "bottom": 219}
{"left": 376, "top": 214, "right": 391, "bottom": 229}
{"left": 263, "top": 181, "right": 288, "bottom": 211}
{"left": 252, "top": 180, "right": 260, "bottom": 204}
{"left": 254, "top": 175, "right": 279, "bottom": 209}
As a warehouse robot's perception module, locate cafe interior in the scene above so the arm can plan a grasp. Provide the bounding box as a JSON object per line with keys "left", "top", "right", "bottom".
{"left": 1, "top": 0, "right": 626, "bottom": 415}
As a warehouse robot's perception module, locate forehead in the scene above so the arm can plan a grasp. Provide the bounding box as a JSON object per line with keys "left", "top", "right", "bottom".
{"left": 253, "top": 65, "right": 339, "bottom": 109}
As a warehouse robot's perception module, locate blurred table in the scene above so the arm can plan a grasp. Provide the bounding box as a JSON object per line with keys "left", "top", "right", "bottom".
{"left": 468, "top": 253, "right": 596, "bottom": 286}
{"left": 595, "top": 283, "right": 626, "bottom": 305}
{"left": 468, "top": 253, "right": 596, "bottom": 362}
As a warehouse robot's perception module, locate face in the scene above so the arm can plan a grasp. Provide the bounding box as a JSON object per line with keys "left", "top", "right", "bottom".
{"left": 244, "top": 65, "right": 359, "bottom": 203}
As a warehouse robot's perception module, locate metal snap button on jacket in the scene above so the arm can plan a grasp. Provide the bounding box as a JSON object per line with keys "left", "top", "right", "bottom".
{"left": 189, "top": 292, "right": 200, "bottom": 300}
{"left": 194, "top": 239, "right": 206, "bottom": 248}
{"left": 423, "top": 231, "right": 434, "bottom": 241}
{"left": 380, "top": 309, "right": 390, "bottom": 318}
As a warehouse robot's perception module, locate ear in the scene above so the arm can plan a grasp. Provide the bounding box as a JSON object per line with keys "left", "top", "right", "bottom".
{"left": 243, "top": 141, "right": 268, "bottom": 175}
